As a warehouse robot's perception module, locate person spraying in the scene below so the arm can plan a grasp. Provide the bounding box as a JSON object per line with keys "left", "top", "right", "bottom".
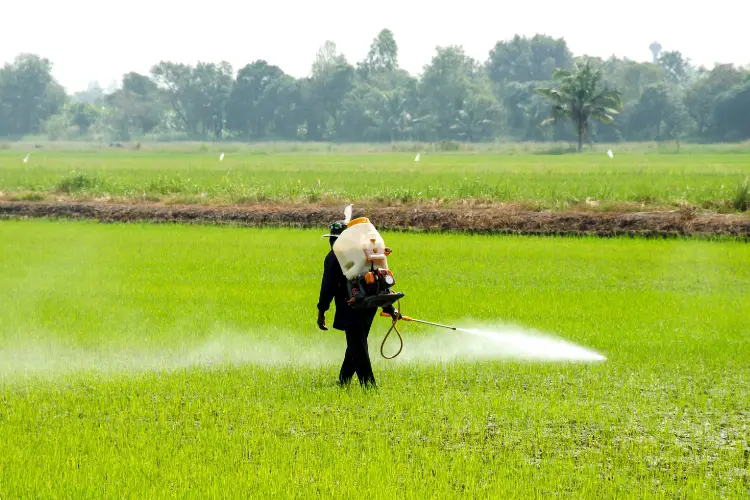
{"left": 317, "top": 208, "right": 401, "bottom": 389}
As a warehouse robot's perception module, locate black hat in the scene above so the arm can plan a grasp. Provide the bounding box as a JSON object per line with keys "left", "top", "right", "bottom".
{"left": 322, "top": 220, "right": 347, "bottom": 238}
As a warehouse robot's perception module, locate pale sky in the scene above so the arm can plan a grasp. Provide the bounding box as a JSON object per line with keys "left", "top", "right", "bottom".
{"left": 1, "top": 0, "right": 747, "bottom": 93}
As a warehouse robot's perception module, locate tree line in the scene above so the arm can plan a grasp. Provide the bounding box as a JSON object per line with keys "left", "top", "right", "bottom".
{"left": 1, "top": 30, "right": 749, "bottom": 145}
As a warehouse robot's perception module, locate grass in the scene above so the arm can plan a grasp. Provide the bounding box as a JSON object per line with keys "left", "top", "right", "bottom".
{"left": 1, "top": 149, "right": 750, "bottom": 212}
{"left": 8, "top": 138, "right": 750, "bottom": 155}
{"left": 734, "top": 177, "right": 749, "bottom": 211}
{"left": 0, "top": 219, "right": 748, "bottom": 497}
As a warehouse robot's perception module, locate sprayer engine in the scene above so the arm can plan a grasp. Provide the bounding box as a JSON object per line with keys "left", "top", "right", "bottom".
{"left": 346, "top": 266, "right": 405, "bottom": 309}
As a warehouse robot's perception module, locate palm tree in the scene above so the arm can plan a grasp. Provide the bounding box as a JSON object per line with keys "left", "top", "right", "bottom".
{"left": 367, "top": 89, "right": 431, "bottom": 142}
{"left": 450, "top": 97, "right": 497, "bottom": 142}
{"left": 536, "top": 60, "right": 623, "bottom": 152}
{"left": 371, "top": 90, "right": 409, "bottom": 142}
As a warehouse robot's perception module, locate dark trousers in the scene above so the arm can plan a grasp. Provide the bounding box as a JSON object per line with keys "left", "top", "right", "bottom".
{"left": 339, "top": 325, "right": 376, "bottom": 388}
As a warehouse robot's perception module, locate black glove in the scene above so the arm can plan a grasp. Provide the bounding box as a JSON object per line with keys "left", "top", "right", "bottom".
{"left": 317, "top": 310, "right": 328, "bottom": 331}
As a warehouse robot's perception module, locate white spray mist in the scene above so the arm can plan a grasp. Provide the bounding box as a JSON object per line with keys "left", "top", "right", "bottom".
{"left": 390, "top": 322, "right": 606, "bottom": 363}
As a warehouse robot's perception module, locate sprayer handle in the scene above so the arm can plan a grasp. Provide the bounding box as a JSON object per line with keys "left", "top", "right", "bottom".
{"left": 380, "top": 311, "right": 410, "bottom": 321}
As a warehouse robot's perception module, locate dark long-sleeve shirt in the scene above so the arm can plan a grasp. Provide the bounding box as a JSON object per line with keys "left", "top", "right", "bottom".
{"left": 317, "top": 250, "right": 393, "bottom": 331}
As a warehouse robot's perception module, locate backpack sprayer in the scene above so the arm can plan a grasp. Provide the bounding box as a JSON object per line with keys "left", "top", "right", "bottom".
{"left": 331, "top": 208, "right": 404, "bottom": 311}
{"left": 330, "top": 205, "right": 458, "bottom": 359}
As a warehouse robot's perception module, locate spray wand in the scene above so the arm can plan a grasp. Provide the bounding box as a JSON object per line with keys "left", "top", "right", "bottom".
{"left": 378, "top": 299, "right": 458, "bottom": 359}
{"left": 399, "top": 317, "right": 457, "bottom": 331}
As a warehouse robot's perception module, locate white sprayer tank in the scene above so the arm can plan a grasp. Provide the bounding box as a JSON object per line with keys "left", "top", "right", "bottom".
{"left": 333, "top": 218, "right": 389, "bottom": 280}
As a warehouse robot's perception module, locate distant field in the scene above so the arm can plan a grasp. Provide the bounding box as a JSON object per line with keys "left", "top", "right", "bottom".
{"left": 1, "top": 150, "right": 749, "bottom": 212}
{"left": 1, "top": 220, "right": 748, "bottom": 496}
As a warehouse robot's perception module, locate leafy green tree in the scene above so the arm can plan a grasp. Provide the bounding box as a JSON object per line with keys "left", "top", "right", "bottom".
{"left": 66, "top": 102, "right": 100, "bottom": 135}
{"left": 536, "top": 60, "right": 623, "bottom": 151}
{"left": 42, "top": 112, "right": 74, "bottom": 140}
{"left": 628, "top": 83, "right": 690, "bottom": 140}
{"left": 658, "top": 51, "right": 690, "bottom": 84}
{"left": 270, "top": 78, "right": 305, "bottom": 139}
{"left": 194, "top": 62, "right": 233, "bottom": 139}
{"left": 684, "top": 64, "right": 745, "bottom": 137}
{"left": 334, "top": 83, "right": 378, "bottom": 141}
{"left": 354, "top": 69, "right": 421, "bottom": 141}
{"left": 0, "top": 53, "right": 65, "bottom": 137}
{"left": 296, "top": 77, "right": 325, "bottom": 141}
{"left": 368, "top": 89, "right": 411, "bottom": 141}
{"left": 149, "top": 62, "right": 197, "bottom": 136}
{"left": 226, "top": 61, "right": 292, "bottom": 138}
{"left": 122, "top": 72, "right": 157, "bottom": 97}
{"left": 503, "top": 81, "right": 565, "bottom": 141}
{"left": 710, "top": 80, "right": 750, "bottom": 141}
{"left": 602, "top": 58, "right": 665, "bottom": 103}
{"left": 418, "top": 45, "right": 495, "bottom": 140}
{"left": 450, "top": 94, "right": 499, "bottom": 141}
{"left": 358, "top": 29, "right": 399, "bottom": 78}
{"left": 106, "top": 72, "right": 165, "bottom": 139}
{"left": 150, "top": 61, "right": 233, "bottom": 139}
{"left": 487, "top": 34, "right": 573, "bottom": 84}
{"left": 308, "top": 41, "right": 355, "bottom": 139}
{"left": 71, "top": 81, "right": 105, "bottom": 105}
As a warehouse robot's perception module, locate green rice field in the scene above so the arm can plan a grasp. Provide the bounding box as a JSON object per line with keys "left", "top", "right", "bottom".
{"left": 1, "top": 219, "right": 748, "bottom": 497}
{"left": 2, "top": 150, "right": 749, "bottom": 211}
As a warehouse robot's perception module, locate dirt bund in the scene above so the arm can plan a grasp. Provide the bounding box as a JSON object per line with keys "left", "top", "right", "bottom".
{"left": 1, "top": 201, "right": 748, "bottom": 238}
